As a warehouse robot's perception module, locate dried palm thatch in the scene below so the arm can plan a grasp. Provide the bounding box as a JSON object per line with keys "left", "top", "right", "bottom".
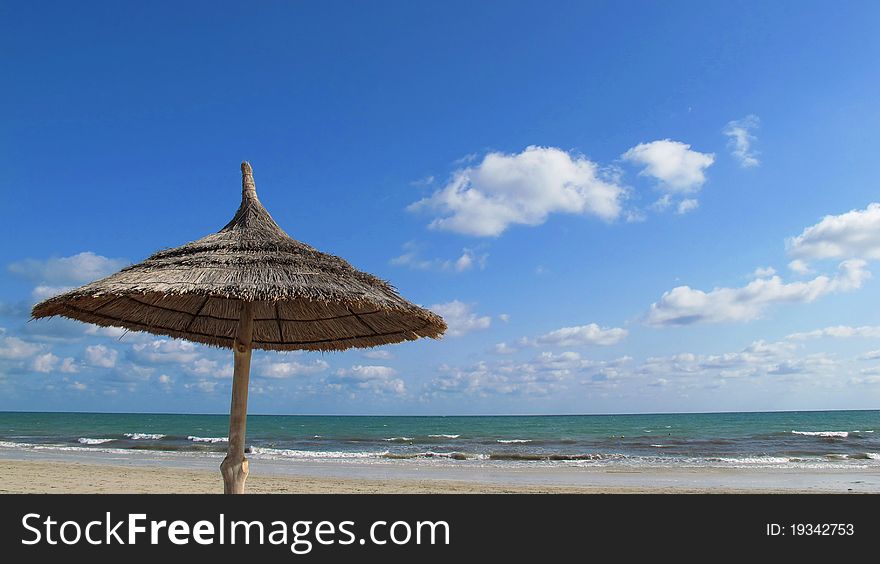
{"left": 32, "top": 162, "right": 446, "bottom": 352}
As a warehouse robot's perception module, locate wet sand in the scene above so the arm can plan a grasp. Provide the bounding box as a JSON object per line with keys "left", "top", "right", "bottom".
{"left": 1, "top": 448, "right": 878, "bottom": 493}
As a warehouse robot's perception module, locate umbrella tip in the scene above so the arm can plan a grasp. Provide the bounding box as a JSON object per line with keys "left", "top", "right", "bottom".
{"left": 241, "top": 161, "right": 257, "bottom": 200}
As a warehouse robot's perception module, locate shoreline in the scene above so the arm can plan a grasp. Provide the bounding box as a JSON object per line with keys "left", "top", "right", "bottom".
{"left": 1, "top": 448, "right": 878, "bottom": 494}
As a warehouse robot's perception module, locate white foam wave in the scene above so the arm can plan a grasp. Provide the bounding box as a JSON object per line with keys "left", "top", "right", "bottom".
{"left": 78, "top": 438, "right": 115, "bottom": 445}
{"left": 0, "top": 440, "right": 134, "bottom": 456}
{"left": 248, "top": 447, "right": 381, "bottom": 460}
{"left": 792, "top": 430, "right": 849, "bottom": 438}
{"left": 124, "top": 433, "right": 166, "bottom": 440}
{"left": 428, "top": 434, "right": 461, "bottom": 439}
{"left": 0, "top": 440, "right": 28, "bottom": 449}
{"left": 383, "top": 437, "right": 414, "bottom": 442}
{"left": 497, "top": 439, "right": 531, "bottom": 444}
{"left": 713, "top": 456, "right": 792, "bottom": 465}
{"left": 187, "top": 436, "right": 227, "bottom": 443}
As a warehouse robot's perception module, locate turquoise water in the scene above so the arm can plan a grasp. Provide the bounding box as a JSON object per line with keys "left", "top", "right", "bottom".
{"left": 0, "top": 410, "right": 877, "bottom": 467}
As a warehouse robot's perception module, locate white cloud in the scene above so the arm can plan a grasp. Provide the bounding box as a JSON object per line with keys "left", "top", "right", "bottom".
{"left": 636, "top": 340, "right": 824, "bottom": 380}
{"left": 722, "top": 115, "right": 760, "bottom": 168}
{"left": 528, "top": 324, "right": 628, "bottom": 347}
{"left": 185, "top": 380, "right": 218, "bottom": 393}
{"left": 131, "top": 339, "right": 199, "bottom": 363}
{"left": 409, "top": 146, "right": 624, "bottom": 236}
{"left": 858, "top": 350, "right": 880, "bottom": 360}
{"left": 788, "top": 260, "right": 812, "bottom": 275}
{"left": 753, "top": 266, "right": 776, "bottom": 278}
{"left": 786, "top": 325, "right": 880, "bottom": 341}
{"left": 260, "top": 359, "right": 329, "bottom": 379}
{"left": 622, "top": 139, "right": 715, "bottom": 193}
{"left": 787, "top": 203, "right": 880, "bottom": 263}
{"left": 498, "top": 313, "right": 510, "bottom": 323}
{"left": 85, "top": 344, "right": 118, "bottom": 368}
{"left": 676, "top": 198, "right": 699, "bottom": 214}
{"left": 330, "top": 365, "right": 405, "bottom": 395}
{"left": 493, "top": 342, "right": 518, "bottom": 355}
{"left": 645, "top": 260, "right": 870, "bottom": 326}
{"left": 185, "top": 358, "right": 233, "bottom": 379}
{"left": 32, "top": 353, "right": 59, "bottom": 373}
{"left": 391, "top": 242, "right": 487, "bottom": 272}
{"left": 849, "top": 374, "right": 880, "bottom": 385}
{"left": 70, "top": 381, "right": 87, "bottom": 391}
{"left": 651, "top": 194, "right": 673, "bottom": 211}
{"left": 0, "top": 334, "right": 42, "bottom": 359}
{"left": 426, "top": 361, "right": 550, "bottom": 396}
{"left": 428, "top": 301, "right": 491, "bottom": 337}
{"left": 425, "top": 353, "right": 632, "bottom": 397}
{"left": 428, "top": 337, "right": 866, "bottom": 398}
{"left": 8, "top": 251, "right": 127, "bottom": 287}
{"left": 31, "top": 353, "right": 77, "bottom": 374}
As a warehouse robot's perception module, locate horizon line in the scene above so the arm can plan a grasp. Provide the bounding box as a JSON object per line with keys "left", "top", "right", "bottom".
{"left": 0, "top": 407, "right": 877, "bottom": 418}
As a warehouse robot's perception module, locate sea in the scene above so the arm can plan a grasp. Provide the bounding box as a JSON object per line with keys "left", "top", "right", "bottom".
{"left": 0, "top": 410, "right": 878, "bottom": 469}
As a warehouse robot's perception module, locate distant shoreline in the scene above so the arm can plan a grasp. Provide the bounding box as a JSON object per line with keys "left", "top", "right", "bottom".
{"left": 1, "top": 448, "right": 877, "bottom": 494}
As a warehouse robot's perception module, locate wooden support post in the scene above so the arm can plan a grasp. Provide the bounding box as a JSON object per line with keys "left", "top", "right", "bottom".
{"left": 220, "top": 300, "right": 254, "bottom": 494}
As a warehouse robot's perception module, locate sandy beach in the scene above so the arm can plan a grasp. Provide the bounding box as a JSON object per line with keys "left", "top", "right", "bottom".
{"left": 1, "top": 448, "right": 877, "bottom": 494}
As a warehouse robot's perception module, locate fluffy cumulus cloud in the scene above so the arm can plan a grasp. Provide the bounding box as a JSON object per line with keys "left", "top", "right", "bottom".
{"left": 0, "top": 333, "right": 43, "bottom": 359}
{"left": 622, "top": 139, "right": 715, "bottom": 193}
{"left": 31, "top": 352, "right": 59, "bottom": 373}
{"left": 529, "top": 323, "right": 628, "bottom": 347}
{"left": 31, "top": 352, "right": 78, "bottom": 374}
{"left": 428, "top": 301, "right": 491, "bottom": 337}
{"left": 409, "top": 146, "right": 624, "bottom": 237}
{"left": 185, "top": 357, "right": 234, "bottom": 379}
{"left": 330, "top": 365, "right": 406, "bottom": 395}
{"left": 391, "top": 242, "right": 487, "bottom": 272}
{"left": 8, "top": 251, "right": 128, "bottom": 300}
{"left": 131, "top": 339, "right": 200, "bottom": 364}
{"left": 787, "top": 203, "right": 880, "bottom": 263}
{"left": 645, "top": 259, "right": 870, "bottom": 326}
{"left": 260, "top": 359, "right": 329, "bottom": 379}
{"left": 84, "top": 344, "right": 118, "bottom": 368}
{"left": 722, "top": 115, "right": 761, "bottom": 168}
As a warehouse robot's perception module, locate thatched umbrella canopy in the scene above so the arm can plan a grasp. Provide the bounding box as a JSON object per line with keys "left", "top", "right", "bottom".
{"left": 32, "top": 162, "right": 446, "bottom": 493}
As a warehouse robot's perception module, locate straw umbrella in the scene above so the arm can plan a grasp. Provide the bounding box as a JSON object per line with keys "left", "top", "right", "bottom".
{"left": 31, "top": 162, "right": 446, "bottom": 493}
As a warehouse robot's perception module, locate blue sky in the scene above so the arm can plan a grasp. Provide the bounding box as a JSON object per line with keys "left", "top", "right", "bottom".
{"left": 2, "top": 1, "right": 880, "bottom": 415}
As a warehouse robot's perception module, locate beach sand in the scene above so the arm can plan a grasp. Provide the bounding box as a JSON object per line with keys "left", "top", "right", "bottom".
{"left": 0, "top": 460, "right": 673, "bottom": 494}
{"left": 1, "top": 451, "right": 878, "bottom": 493}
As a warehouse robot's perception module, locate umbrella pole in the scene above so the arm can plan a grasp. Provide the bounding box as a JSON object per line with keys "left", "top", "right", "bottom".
{"left": 220, "top": 301, "right": 254, "bottom": 494}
